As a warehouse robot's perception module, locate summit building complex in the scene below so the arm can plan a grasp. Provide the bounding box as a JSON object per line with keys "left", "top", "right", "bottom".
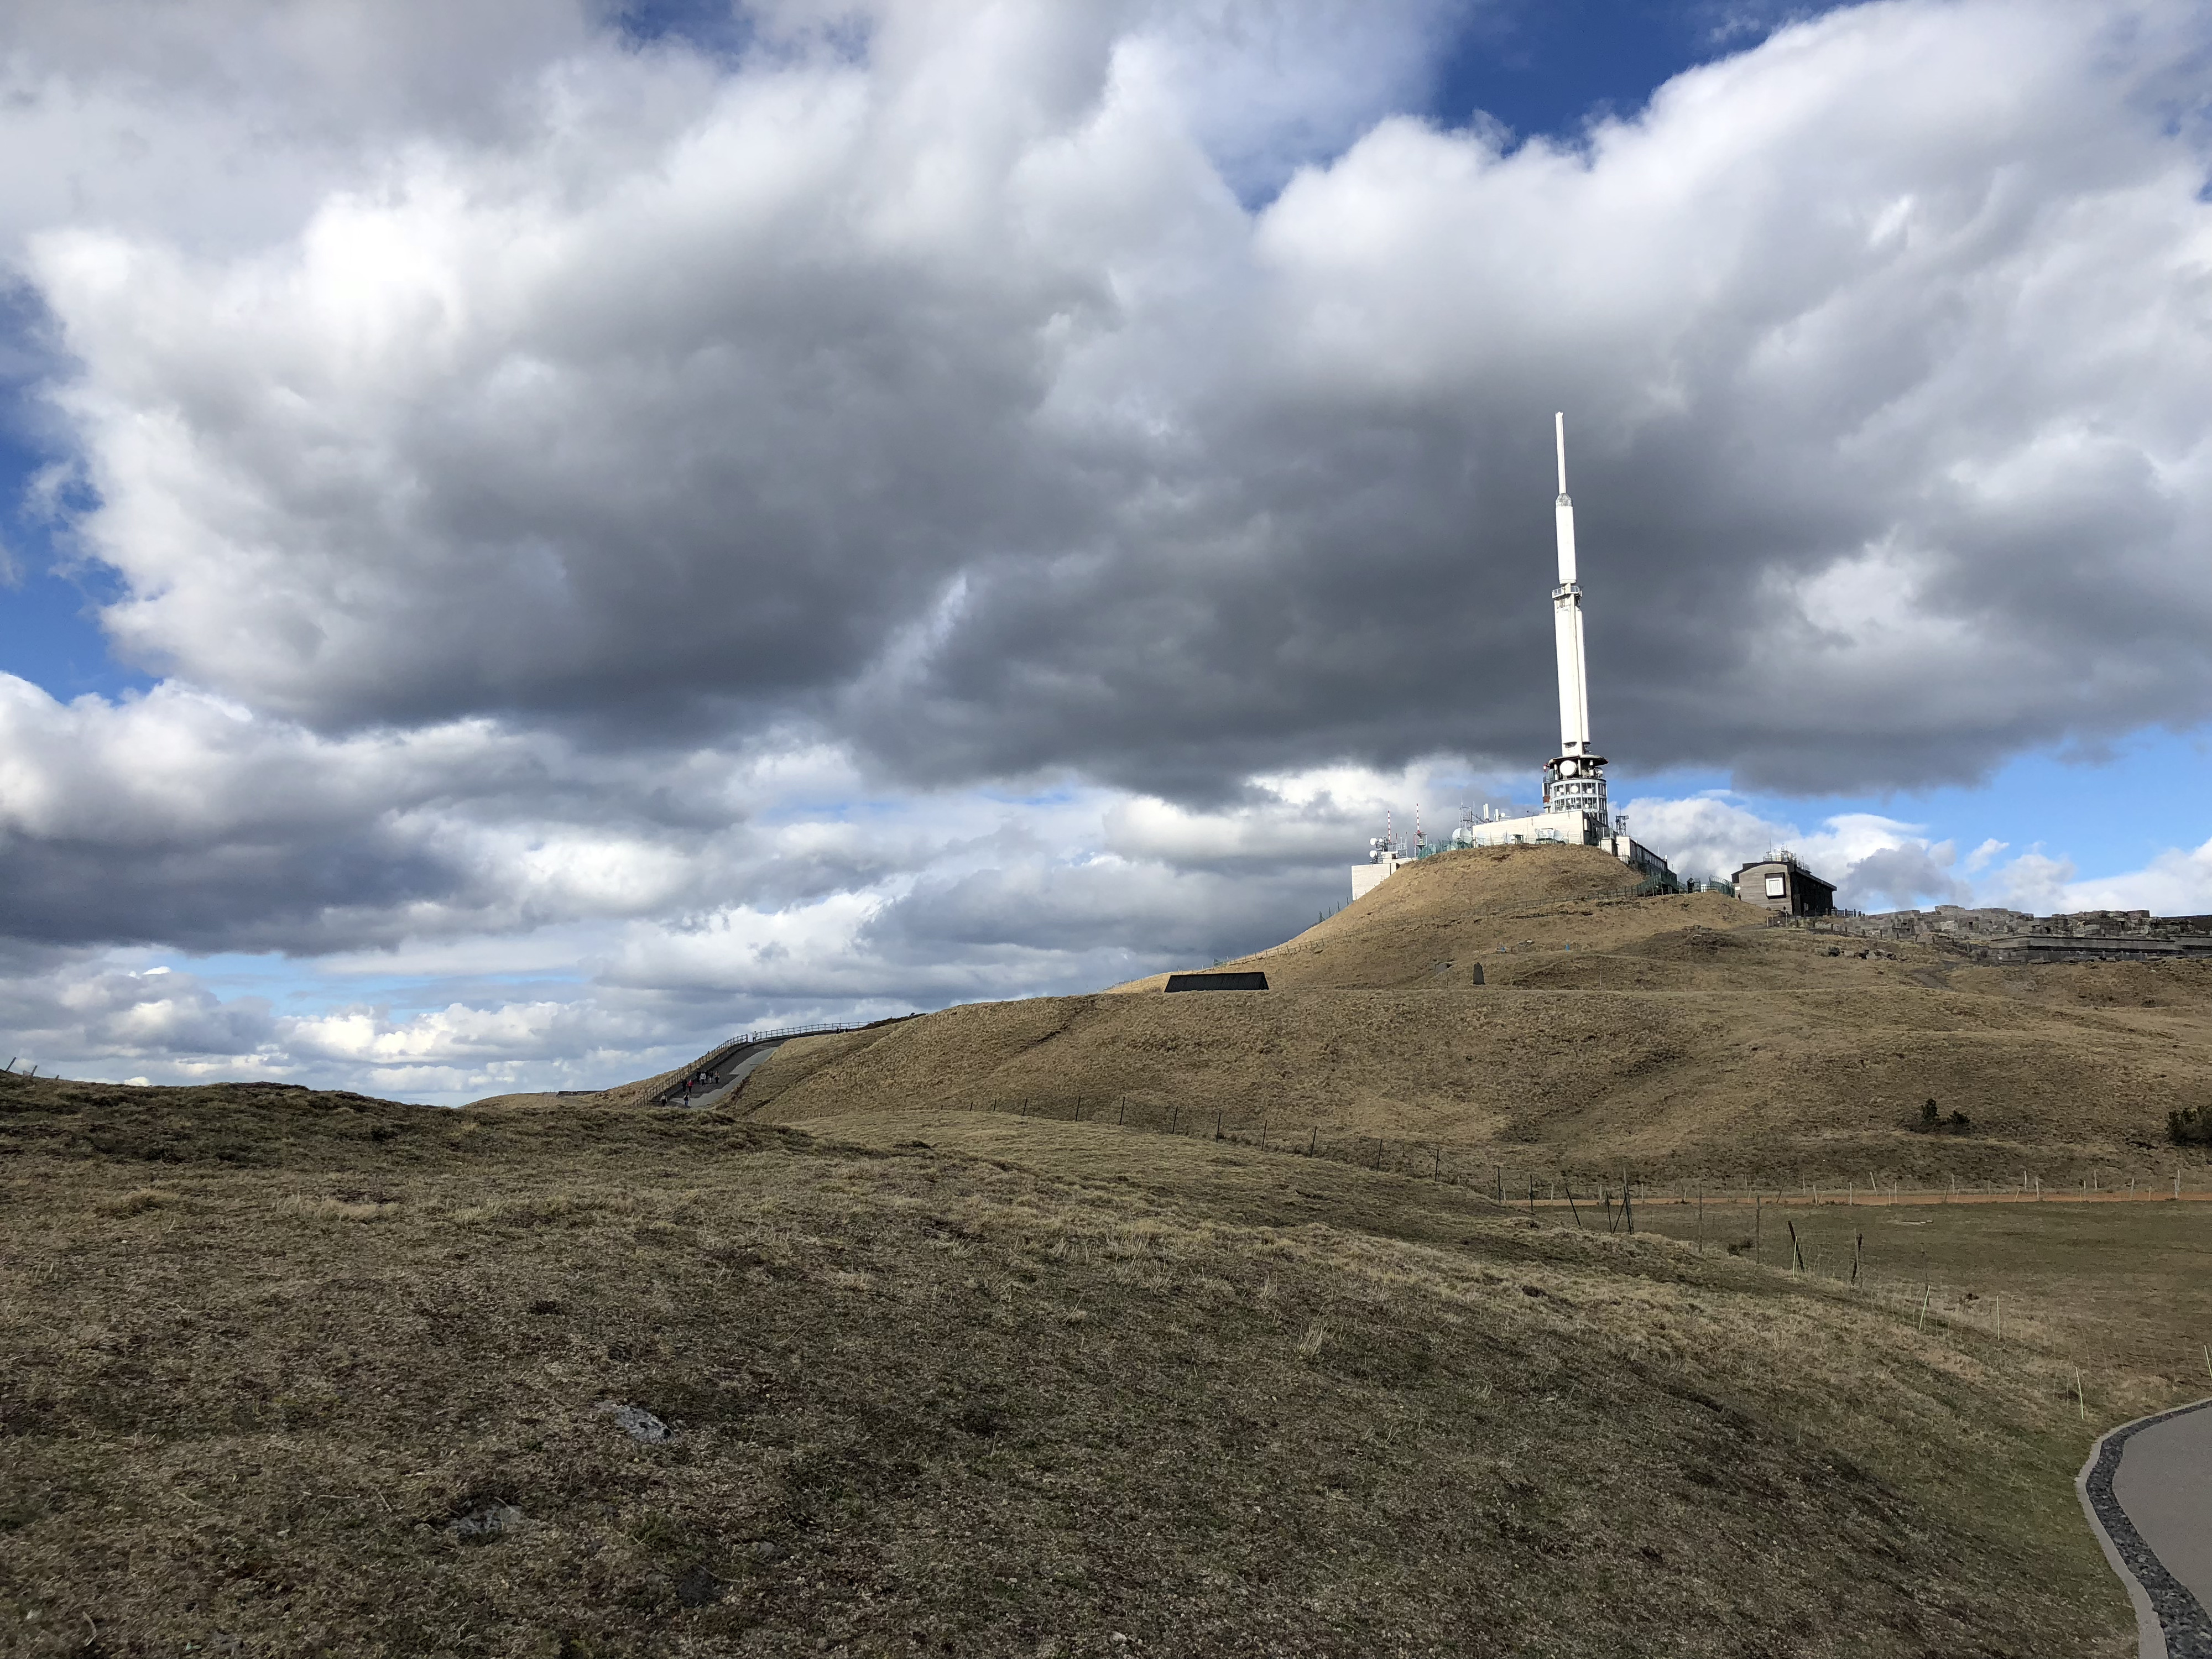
{"left": 1354, "top": 416, "right": 1676, "bottom": 901}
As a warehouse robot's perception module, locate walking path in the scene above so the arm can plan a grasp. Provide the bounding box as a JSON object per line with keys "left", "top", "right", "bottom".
{"left": 649, "top": 1037, "right": 787, "bottom": 1110}
{"left": 2081, "top": 1396, "right": 2212, "bottom": 1658}
{"left": 645, "top": 1020, "right": 891, "bottom": 1110}
{"left": 681, "top": 1039, "right": 789, "bottom": 1109}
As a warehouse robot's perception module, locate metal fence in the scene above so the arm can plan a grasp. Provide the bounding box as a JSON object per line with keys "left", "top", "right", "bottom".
{"left": 728, "top": 1020, "right": 875, "bottom": 1047}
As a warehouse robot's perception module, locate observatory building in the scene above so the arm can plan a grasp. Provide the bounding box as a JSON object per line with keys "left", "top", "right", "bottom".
{"left": 1353, "top": 415, "right": 1676, "bottom": 901}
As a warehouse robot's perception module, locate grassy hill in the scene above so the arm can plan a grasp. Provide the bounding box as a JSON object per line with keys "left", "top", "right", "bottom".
{"left": 0, "top": 1069, "right": 2184, "bottom": 1657}
{"left": 733, "top": 845, "right": 2212, "bottom": 1187}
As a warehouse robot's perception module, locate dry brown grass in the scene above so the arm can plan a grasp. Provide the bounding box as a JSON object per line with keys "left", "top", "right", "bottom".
{"left": 1632, "top": 1193, "right": 2212, "bottom": 1387}
{"left": 279, "top": 1193, "right": 404, "bottom": 1222}
{"left": 1107, "top": 844, "right": 1750, "bottom": 992}
{"left": 731, "top": 844, "right": 2212, "bottom": 1185}
{"left": 0, "top": 1070, "right": 2174, "bottom": 1656}
{"left": 94, "top": 1185, "right": 185, "bottom": 1217}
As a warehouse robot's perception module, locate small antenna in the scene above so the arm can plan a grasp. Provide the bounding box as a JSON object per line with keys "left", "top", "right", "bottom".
{"left": 1555, "top": 411, "right": 1568, "bottom": 497}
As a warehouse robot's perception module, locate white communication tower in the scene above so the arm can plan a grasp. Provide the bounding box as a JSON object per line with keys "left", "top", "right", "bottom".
{"left": 1542, "top": 413, "right": 1606, "bottom": 826}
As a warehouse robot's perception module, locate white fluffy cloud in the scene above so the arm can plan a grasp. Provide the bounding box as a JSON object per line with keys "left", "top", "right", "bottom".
{"left": 1, "top": 1, "right": 2209, "bottom": 1098}
{"left": 1625, "top": 791, "right": 2212, "bottom": 916}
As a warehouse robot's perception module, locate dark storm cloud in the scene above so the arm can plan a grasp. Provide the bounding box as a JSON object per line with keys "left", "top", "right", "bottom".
{"left": 0, "top": 829, "right": 460, "bottom": 954}
{"left": 0, "top": 679, "right": 919, "bottom": 956}
{"left": 866, "top": 857, "right": 1334, "bottom": 962}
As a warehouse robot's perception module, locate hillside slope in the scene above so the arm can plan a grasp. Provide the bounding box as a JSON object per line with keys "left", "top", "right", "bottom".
{"left": 735, "top": 846, "right": 2212, "bottom": 1183}
{"left": 0, "top": 1070, "right": 2163, "bottom": 1657}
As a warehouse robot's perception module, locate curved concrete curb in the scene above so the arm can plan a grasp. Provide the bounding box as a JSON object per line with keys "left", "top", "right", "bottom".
{"left": 2079, "top": 1395, "right": 2212, "bottom": 1659}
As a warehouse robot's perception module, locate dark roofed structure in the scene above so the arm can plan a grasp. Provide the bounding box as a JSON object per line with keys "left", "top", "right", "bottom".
{"left": 1164, "top": 971, "right": 1269, "bottom": 992}
{"left": 1734, "top": 851, "right": 1836, "bottom": 917}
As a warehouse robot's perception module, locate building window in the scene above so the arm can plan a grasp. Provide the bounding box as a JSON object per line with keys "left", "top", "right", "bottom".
{"left": 1764, "top": 874, "right": 1787, "bottom": 898}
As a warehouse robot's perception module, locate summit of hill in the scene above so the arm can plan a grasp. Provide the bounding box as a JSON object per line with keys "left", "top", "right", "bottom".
{"left": 1109, "top": 842, "right": 1756, "bottom": 992}
{"left": 727, "top": 844, "right": 2211, "bottom": 1185}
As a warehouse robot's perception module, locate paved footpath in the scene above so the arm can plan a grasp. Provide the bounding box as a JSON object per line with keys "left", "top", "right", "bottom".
{"left": 2083, "top": 1397, "right": 2212, "bottom": 1658}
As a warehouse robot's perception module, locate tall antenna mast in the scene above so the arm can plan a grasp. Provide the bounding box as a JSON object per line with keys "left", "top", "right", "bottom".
{"left": 1551, "top": 413, "right": 1588, "bottom": 754}
{"left": 1543, "top": 414, "right": 1606, "bottom": 830}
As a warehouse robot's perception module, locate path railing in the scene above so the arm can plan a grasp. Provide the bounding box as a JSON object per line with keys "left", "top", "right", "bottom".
{"left": 728, "top": 1020, "right": 874, "bottom": 1047}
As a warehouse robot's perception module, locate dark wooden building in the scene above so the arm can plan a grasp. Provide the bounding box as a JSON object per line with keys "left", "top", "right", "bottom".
{"left": 1733, "top": 853, "right": 1836, "bottom": 917}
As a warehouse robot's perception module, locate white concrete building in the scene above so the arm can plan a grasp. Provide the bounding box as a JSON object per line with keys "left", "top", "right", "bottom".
{"left": 1353, "top": 415, "right": 1676, "bottom": 900}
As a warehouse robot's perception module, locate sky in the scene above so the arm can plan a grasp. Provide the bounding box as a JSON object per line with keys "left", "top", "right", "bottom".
{"left": 2, "top": 0, "right": 2208, "bottom": 1103}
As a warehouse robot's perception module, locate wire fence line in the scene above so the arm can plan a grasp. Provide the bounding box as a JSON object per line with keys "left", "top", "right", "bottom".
{"left": 928, "top": 1090, "right": 2212, "bottom": 1214}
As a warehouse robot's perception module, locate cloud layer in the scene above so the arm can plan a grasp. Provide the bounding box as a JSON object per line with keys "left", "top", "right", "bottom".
{"left": 24, "top": 0, "right": 2212, "bottom": 794}
{"left": 2, "top": 0, "right": 2209, "bottom": 1097}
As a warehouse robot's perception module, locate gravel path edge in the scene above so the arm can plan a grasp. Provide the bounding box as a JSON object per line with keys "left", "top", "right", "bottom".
{"left": 2079, "top": 1395, "right": 2212, "bottom": 1659}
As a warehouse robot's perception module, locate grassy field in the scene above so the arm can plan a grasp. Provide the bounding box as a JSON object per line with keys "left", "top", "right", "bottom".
{"left": 0, "top": 1072, "right": 2189, "bottom": 1657}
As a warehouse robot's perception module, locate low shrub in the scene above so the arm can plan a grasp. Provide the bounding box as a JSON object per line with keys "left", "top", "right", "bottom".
{"left": 1912, "top": 1100, "right": 1972, "bottom": 1134}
